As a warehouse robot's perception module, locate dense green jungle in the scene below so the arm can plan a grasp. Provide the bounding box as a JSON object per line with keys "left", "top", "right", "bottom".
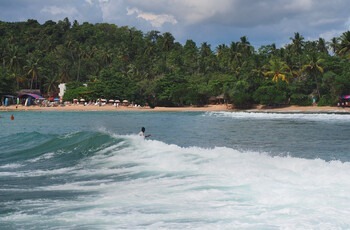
{"left": 1, "top": 18, "right": 350, "bottom": 108}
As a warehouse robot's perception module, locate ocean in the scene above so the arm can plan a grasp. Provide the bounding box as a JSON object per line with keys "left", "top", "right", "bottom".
{"left": 1, "top": 111, "right": 350, "bottom": 229}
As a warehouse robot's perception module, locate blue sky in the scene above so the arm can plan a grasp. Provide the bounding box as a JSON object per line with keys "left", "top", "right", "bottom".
{"left": 1, "top": 0, "right": 350, "bottom": 49}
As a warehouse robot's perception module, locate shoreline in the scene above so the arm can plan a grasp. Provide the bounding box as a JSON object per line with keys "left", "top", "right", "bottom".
{"left": 244, "top": 105, "right": 350, "bottom": 114}
{"left": 0, "top": 104, "right": 229, "bottom": 112}
{"left": 1, "top": 104, "right": 350, "bottom": 114}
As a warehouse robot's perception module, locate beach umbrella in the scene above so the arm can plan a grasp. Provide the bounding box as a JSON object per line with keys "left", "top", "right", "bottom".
{"left": 115, "top": 100, "right": 120, "bottom": 103}
{"left": 108, "top": 99, "right": 114, "bottom": 103}
{"left": 123, "top": 100, "right": 128, "bottom": 103}
{"left": 80, "top": 98, "right": 85, "bottom": 102}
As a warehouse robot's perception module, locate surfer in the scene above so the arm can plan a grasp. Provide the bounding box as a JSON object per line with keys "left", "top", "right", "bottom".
{"left": 10, "top": 114, "right": 14, "bottom": 120}
{"left": 139, "top": 127, "right": 151, "bottom": 138}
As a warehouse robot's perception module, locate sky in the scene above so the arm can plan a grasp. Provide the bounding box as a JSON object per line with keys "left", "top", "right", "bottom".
{"left": 1, "top": 0, "right": 350, "bottom": 49}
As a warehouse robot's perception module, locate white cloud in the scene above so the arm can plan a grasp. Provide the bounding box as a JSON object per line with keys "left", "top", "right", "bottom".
{"left": 127, "top": 7, "right": 177, "bottom": 28}
{"left": 94, "top": 0, "right": 350, "bottom": 47}
{"left": 283, "top": 0, "right": 313, "bottom": 11}
{"left": 1, "top": 0, "right": 350, "bottom": 48}
{"left": 41, "top": 5, "right": 78, "bottom": 16}
{"left": 345, "top": 17, "right": 350, "bottom": 30}
{"left": 319, "top": 30, "right": 343, "bottom": 41}
{"left": 174, "top": 0, "right": 232, "bottom": 25}
{"left": 85, "top": 0, "right": 93, "bottom": 6}
{"left": 98, "top": 0, "right": 125, "bottom": 22}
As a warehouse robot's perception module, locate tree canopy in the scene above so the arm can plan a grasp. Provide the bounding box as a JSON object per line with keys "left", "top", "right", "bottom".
{"left": 1, "top": 18, "right": 350, "bottom": 107}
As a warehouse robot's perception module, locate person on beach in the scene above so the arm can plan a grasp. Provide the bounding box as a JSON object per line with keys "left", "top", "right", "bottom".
{"left": 139, "top": 127, "right": 151, "bottom": 138}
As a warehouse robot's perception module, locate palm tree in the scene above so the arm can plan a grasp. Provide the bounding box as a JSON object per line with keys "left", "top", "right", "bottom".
{"left": 161, "top": 32, "right": 175, "bottom": 52}
{"left": 251, "top": 56, "right": 265, "bottom": 80}
{"left": 43, "top": 74, "right": 59, "bottom": 96}
{"left": 229, "top": 42, "right": 241, "bottom": 62}
{"left": 100, "top": 48, "right": 114, "bottom": 67}
{"left": 8, "top": 45, "right": 22, "bottom": 73}
{"left": 263, "top": 58, "right": 291, "bottom": 83}
{"left": 216, "top": 44, "right": 227, "bottom": 57}
{"left": 216, "top": 44, "right": 230, "bottom": 72}
{"left": 199, "top": 42, "right": 216, "bottom": 74}
{"left": 317, "top": 38, "right": 328, "bottom": 54}
{"left": 328, "top": 37, "right": 339, "bottom": 55}
{"left": 337, "top": 31, "right": 350, "bottom": 59}
{"left": 6, "top": 45, "right": 26, "bottom": 89}
{"left": 238, "top": 36, "right": 252, "bottom": 57}
{"left": 58, "top": 62, "right": 71, "bottom": 83}
{"left": 183, "top": 39, "right": 199, "bottom": 74}
{"left": 229, "top": 42, "right": 242, "bottom": 73}
{"left": 290, "top": 32, "right": 305, "bottom": 68}
{"left": 24, "top": 56, "right": 41, "bottom": 89}
{"left": 74, "top": 44, "right": 83, "bottom": 82}
{"left": 145, "top": 30, "right": 160, "bottom": 44}
{"left": 301, "top": 53, "right": 324, "bottom": 98}
{"left": 290, "top": 32, "right": 304, "bottom": 54}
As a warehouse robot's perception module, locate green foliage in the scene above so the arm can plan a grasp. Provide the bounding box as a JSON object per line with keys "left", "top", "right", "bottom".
{"left": 190, "top": 74, "right": 214, "bottom": 106}
{"left": 63, "top": 83, "right": 89, "bottom": 101}
{"left": 1, "top": 18, "right": 350, "bottom": 107}
{"left": 289, "top": 94, "right": 311, "bottom": 106}
{"left": 253, "top": 84, "right": 288, "bottom": 105}
{"left": 229, "top": 80, "right": 252, "bottom": 108}
{"left": 318, "top": 95, "right": 337, "bottom": 106}
{"left": 155, "top": 74, "right": 189, "bottom": 106}
{"left": 0, "top": 67, "right": 16, "bottom": 94}
{"left": 89, "top": 69, "right": 134, "bottom": 100}
{"left": 333, "top": 70, "right": 350, "bottom": 96}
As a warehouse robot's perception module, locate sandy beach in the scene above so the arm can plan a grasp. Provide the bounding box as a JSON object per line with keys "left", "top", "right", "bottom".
{"left": 0, "top": 104, "right": 228, "bottom": 112}
{"left": 1, "top": 104, "right": 350, "bottom": 113}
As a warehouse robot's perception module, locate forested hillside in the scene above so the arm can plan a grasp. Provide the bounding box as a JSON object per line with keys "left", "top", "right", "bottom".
{"left": 1, "top": 18, "right": 350, "bottom": 107}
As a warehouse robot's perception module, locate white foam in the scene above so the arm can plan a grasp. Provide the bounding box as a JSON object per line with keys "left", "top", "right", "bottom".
{"left": 0, "top": 163, "right": 22, "bottom": 169}
{"left": 58, "top": 131, "right": 80, "bottom": 139}
{"left": 0, "top": 166, "right": 77, "bottom": 177}
{"left": 27, "top": 152, "right": 55, "bottom": 163}
{"left": 206, "top": 111, "right": 350, "bottom": 121}
{"left": 92, "top": 139, "right": 350, "bottom": 228}
{"left": 2, "top": 136, "right": 350, "bottom": 228}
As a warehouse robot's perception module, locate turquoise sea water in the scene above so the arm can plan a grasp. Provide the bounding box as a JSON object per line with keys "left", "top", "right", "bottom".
{"left": 1, "top": 111, "right": 350, "bottom": 229}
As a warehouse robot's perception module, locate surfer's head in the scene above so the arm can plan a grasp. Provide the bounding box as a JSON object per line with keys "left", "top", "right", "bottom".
{"left": 141, "top": 127, "right": 145, "bottom": 132}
